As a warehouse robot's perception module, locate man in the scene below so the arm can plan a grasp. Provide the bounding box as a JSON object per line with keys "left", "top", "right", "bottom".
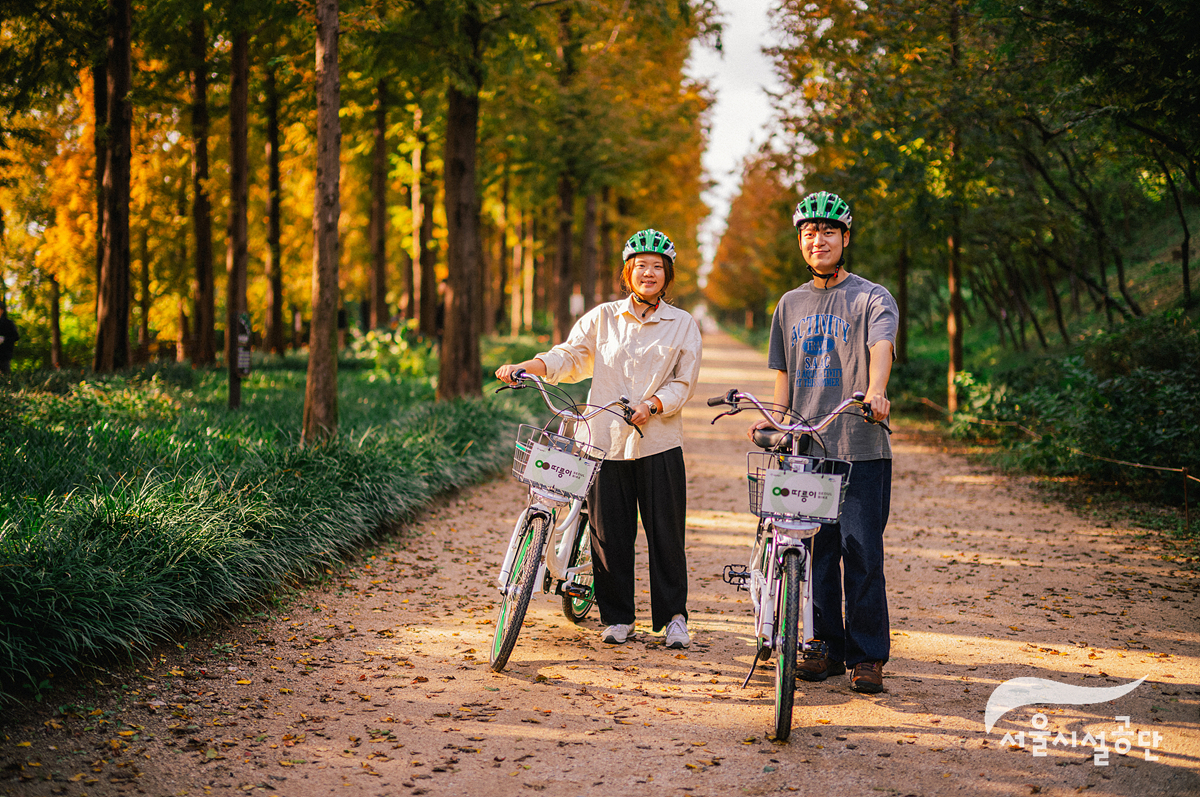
{"left": 0, "top": 301, "right": 19, "bottom": 375}
{"left": 750, "top": 191, "right": 897, "bottom": 694}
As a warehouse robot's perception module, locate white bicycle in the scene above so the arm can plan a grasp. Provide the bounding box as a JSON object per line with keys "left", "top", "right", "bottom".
{"left": 708, "top": 388, "right": 887, "bottom": 741}
{"left": 490, "top": 371, "right": 639, "bottom": 672}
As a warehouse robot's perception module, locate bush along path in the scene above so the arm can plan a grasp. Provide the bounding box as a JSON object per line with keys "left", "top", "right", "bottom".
{"left": 2, "top": 332, "right": 1199, "bottom": 797}
{"left": 0, "top": 365, "right": 529, "bottom": 694}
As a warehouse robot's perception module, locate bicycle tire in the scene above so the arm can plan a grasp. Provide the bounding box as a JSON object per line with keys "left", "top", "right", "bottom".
{"left": 774, "top": 548, "right": 802, "bottom": 742}
{"left": 561, "top": 518, "right": 595, "bottom": 623}
{"left": 489, "top": 514, "right": 550, "bottom": 672}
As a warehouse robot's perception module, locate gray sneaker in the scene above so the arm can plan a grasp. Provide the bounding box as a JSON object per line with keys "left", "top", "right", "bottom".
{"left": 664, "top": 614, "right": 690, "bottom": 649}
{"left": 601, "top": 623, "right": 635, "bottom": 644}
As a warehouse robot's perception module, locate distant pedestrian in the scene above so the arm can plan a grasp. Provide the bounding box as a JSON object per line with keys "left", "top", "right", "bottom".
{"left": 0, "top": 301, "right": 19, "bottom": 375}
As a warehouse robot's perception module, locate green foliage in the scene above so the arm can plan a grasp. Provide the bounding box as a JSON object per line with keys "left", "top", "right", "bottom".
{"left": 348, "top": 321, "right": 438, "bottom": 380}
{"left": 0, "top": 354, "right": 532, "bottom": 695}
{"left": 951, "top": 314, "right": 1200, "bottom": 503}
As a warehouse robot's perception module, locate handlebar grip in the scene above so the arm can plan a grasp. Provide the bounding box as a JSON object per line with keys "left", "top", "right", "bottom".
{"left": 707, "top": 395, "right": 727, "bottom": 407}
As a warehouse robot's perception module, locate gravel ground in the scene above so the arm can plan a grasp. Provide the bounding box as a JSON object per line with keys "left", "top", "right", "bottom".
{"left": 3, "top": 331, "right": 1198, "bottom": 797}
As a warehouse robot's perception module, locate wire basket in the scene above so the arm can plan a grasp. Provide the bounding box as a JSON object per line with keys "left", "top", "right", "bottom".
{"left": 513, "top": 424, "right": 605, "bottom": 501}
{"left": 747, "top": 451, "right": 852, "bottom": 523}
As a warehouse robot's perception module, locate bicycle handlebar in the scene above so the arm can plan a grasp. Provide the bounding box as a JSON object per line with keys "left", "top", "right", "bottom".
{"left": 709, "top": 389, "right": 890, "bottom": 435}
{"left": 500, "top": 370, "right": 640, "bottom": 431}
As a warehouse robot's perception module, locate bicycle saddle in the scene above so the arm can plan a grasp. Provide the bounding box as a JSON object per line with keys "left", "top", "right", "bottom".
{"left": 751, "top": 430, "right": 811, "bottom": 454}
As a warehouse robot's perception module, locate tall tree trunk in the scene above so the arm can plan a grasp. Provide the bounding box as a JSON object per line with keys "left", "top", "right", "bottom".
{"left": 523, "top": 214, "right": 535, "bottom": 331}
{"left": 264, "top": 61, "right": 285, "bottom": 354}
{"left": 437, "top": 25, "right": 483, "bottom": 401}
{"left": 553, "top": 174, "right": 574, "bottom": 340}
{"left": 189, "top": 18, "right": 215, "bottom": 365}
{"left": 92, "top": 64, "right": 106, "bottom": 300}
{"left": 489, "top": 176, "right": 509, "bottom": 335}
{"left": 49, "top": 275, "right": 62, "bottom": 368}
{"left": 177, "top": 300, "right": 189, "bottom": 362}
{"left": 552, "top": 7, "right": 579, "bottom": 341}
{"left": 226, "top": 28, "right": 250, "bottom": 408}
{"left": 599, "top": 187, "right": 614, "bottom": 301}
{"left": 398, "top": 184, "right": 413, "bottom": 322}
{"left": 896, "top": 233, "right": 909, "bottom": 365}
{"left": 1096, "top": 239, "right": 1113, "bottom": 327}
{"left": 409, "top": 108, "right": 423, "bottom": 321}
{"left": 93, "top": 0, "right": 132, "bottom": 373}
{"left": 1008, "top": 260, "right": 1047, "bottom": 350}
{"left": 369, "top": 77, "right": 389, "bottom": 329}
{"left": 138, "top": 226, "right": 150, "bottom": 359}
{"left": 1155, "top": 150, "right": 1192, "bottom": 307}
{"left": 1038, "top": 250, "right": 1070, "bottom": 346}
{"left": 582, "top": 191, "right": 598, "bottom": 310}
{"left": 944, "top": 0, "right": 964, "bottom": 413}
{"left": 418, "top": 171, "right": 437, "bottom": 337}
{"left": 509, "top": 207, "right": 523, "bottom": 335}
{"left": 303, "top": 0, "right": 341, "bottom": 443}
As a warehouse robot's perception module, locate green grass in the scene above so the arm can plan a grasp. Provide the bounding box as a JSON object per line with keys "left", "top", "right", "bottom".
{"left": 0, "top": 336, "right": 568, "bottom": 697}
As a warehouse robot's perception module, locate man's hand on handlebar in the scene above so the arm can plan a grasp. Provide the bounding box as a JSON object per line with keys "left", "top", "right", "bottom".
{"left": 746, "top": 417, "right": 776, "bottom": 440}
{"left": 863, "top": 391, "right": 890, "bottom": 423}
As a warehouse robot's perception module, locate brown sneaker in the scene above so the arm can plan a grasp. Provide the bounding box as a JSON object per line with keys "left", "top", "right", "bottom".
{"left": 796, "top": 651, "right": 846, "bottom": 682}
{"left": 850, "top": 661, "right": 884, "bottom": 694}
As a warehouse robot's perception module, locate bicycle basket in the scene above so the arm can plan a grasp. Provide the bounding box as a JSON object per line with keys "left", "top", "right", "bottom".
{"left": 747, "top": 451, "right": 852, "bottom": 523}
{"left": 513, "top": 424, "right": 605, "bottom": 501}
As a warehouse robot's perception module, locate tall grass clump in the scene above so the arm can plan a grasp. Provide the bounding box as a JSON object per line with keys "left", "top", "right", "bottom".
{"left": 0, "top": 347, "right": 539, "bottom": 696}
{"left": 951, "top": 312, "right": 1200, "bottom": 506}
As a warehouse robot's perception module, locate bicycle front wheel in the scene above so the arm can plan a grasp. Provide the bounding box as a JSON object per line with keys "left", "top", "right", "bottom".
{"left": 561, "top": 517, "right": 595, "bottom": 623}
{"left": 490, "top": 513, "right": 550, "bottom": 672}
{"left": 774, "top": 548, "right": 802, "bottom": 742}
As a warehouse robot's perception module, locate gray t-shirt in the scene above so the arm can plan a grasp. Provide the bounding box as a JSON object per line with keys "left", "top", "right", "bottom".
{"left": 767, "top": 272, "right": 898, "bottom": 461}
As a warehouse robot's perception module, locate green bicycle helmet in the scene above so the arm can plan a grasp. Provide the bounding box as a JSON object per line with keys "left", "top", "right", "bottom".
{"left": 622, "top": 228, "right": 677, "bottom": 266}
{"left": 792, "top": 191, "right": 853, "bottom": 231}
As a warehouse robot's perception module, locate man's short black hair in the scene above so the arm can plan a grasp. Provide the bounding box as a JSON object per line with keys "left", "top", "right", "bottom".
{"left": 797, "top": 219, "right": 848, "bottom": 233}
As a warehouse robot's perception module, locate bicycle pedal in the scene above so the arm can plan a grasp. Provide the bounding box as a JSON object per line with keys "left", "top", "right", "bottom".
{"left": 723, "top": 564, "right": 750, "bottom": 588}
{"left": 561, "top": 582, "right": 591, "bottom": 599}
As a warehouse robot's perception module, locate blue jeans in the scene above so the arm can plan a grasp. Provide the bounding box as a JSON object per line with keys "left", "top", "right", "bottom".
{"left": 807, "top": 458, "right": 891, "bottom": 667}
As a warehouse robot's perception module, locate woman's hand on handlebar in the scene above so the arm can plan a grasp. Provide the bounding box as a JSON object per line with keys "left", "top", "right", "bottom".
{"left": 495, "top": 364, "right": 525, "bottom": 384}
{"left": 629, "top": 401, "right": 653, "bottom": 426}
{"left": 496, "top": 358, "right": 547, "bottom": 385}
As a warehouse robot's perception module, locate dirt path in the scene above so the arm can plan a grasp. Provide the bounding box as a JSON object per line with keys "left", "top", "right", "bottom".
{"left": 4, "top": 331, "right": 1199, "bottom": 797}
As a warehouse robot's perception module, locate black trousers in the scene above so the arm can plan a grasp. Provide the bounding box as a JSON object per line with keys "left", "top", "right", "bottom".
{"left": 587, "top": 446, "right": 688, "bottom": 632}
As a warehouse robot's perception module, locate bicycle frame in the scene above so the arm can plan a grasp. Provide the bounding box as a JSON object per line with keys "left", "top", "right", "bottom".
{"left": 489, "top": 372, "right": 637, "bottom": 671}
{"left": 711, "top": 388, "right": 880, "bottom": 738}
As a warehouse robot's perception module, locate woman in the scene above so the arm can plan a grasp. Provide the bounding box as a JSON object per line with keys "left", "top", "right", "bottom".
{"left": 496, "top": 229, "right": 703, "bottom": 648}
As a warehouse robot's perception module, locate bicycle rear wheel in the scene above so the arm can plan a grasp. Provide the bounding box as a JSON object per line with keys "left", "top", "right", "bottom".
{"left": 490, "top": 514, "right": 550, "bottom": 672}
{"left": 774, "top": 548, "right": 801, "bottom": 741}
{"left": 561, "top": 517, "right": 595, "bottom": 623}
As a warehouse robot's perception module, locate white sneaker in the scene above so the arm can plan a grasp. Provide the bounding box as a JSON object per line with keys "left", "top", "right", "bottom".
{"left": 664, "top": 614, "right": 690, "bottom": 649}
{"left": 601, "top": 623, "right": 635, "bottom": 644}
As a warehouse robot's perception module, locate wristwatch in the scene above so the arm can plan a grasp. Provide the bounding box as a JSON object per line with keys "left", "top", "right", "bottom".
{"left": 648, "top": 399, "right": 659, "bottom": 416}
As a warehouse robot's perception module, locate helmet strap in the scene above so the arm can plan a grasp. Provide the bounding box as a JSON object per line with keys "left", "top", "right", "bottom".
{"left": 806, "top": 263, "right": 841, "bottom": 286}
{"left": 632, "top": 292, "right": 661, "bottom": 311}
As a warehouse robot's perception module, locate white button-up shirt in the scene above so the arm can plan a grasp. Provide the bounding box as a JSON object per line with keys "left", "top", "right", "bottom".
{"left": 536, "top": 296, "right": 703, "bottom": 460}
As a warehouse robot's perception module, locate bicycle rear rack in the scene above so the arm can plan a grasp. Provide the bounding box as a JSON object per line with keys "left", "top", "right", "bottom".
{"left": 723, "top": 564, "right": 750, "bottom": 590}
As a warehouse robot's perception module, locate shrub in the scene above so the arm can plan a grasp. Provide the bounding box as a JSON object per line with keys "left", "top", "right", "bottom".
{"left": 952, "top": 313, "right": 1200, "bottom": 503}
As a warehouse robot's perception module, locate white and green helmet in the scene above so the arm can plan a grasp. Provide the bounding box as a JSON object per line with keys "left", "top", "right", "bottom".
{"left": 623, "top": 228, "right": 676, "bottom": 266}
{"left": 792, "top": 191, "right": 853, "bottom": 230}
